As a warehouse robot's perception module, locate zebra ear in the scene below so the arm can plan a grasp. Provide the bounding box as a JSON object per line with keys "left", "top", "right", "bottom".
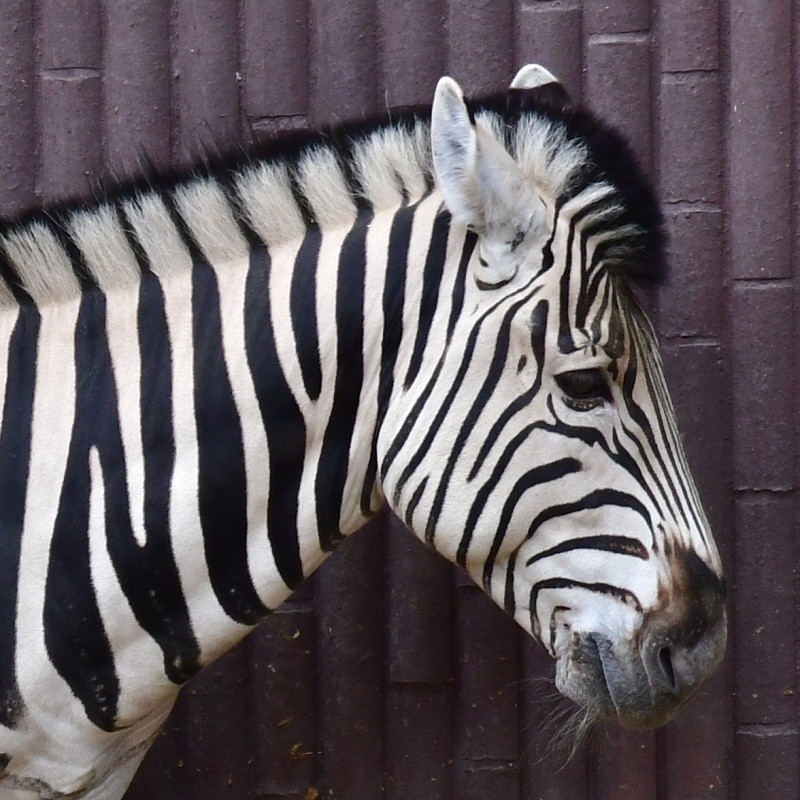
{"left": 431, "top": 76, "right": 545, "bottom": 243}
{"left": 508, "top": 63, "right": 572, "bottom": 113}
{"left": 431, "top": 77, "right": 482, "bottom": 227}
{"left": 509, "top": 64, "right": 559, "bottom": 90}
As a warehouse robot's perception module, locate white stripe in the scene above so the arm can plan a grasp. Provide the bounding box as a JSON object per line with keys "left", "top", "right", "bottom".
{"left": 15, "top": 297, "right": 95, "bottom": 783}
{"left": 87, "top": 446, "right": 174, "bottom": 726}
{"left": 103, "top": 285, "right": 147, "bottom": 546}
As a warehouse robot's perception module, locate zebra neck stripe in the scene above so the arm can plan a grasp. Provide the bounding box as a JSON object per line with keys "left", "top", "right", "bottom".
{"left": 193, "top": 258, "right": 268, "bottom": 624}
{"left": 290, "top": 228, "right": 324, "bottom": 402}
{"left": 0, "top": 305, "right": 33, "bottom": 728}
{"left": 44, "top": 290, "right": 120, "bottom": 732}
{"left": 314, "top": 212, "right": 371, "bottom": 550}
{"left": 244, "top": 245, "right": 305, "bottom": 589}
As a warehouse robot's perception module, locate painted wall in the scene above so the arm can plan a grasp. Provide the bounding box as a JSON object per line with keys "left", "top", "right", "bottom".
{"left": 0, "top": 1, "right": 793, "bottom": 797}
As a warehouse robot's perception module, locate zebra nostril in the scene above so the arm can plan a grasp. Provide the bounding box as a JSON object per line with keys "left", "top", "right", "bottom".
{"left": 658, "top": 646, "right": 677, "bottom": 692}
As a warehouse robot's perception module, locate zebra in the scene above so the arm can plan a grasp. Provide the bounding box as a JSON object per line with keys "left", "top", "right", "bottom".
{"left": 0, "top": 64, "right": 726, "bottom": 799}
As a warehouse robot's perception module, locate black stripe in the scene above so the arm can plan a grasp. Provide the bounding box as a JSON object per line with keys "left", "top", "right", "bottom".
{"left": 104, "top": 272, "right": 201, "bottom": 682}
{"left": 628, "top": 321, "right": 697, "bottom": 531}
{"left": 525, "top": 488, "right": 651, "bottom": 542}
{"left": 557, "top": 212, "right": 578, "bottom": 354}
{"left": 216, "top": 173, "right": 266, "bottom": 250}
{"left": 245, "top": 245, "right": 305, "bottom": 588}
{"left": 384, "top": 273, "right": 541, "bottom": 506}
{"left": 616, "top": 330, "right": 676, "bottom": 520}
{"left": 192, "top": 258, "right": 269, "bottom": 624}
{"left": 291, "top": 228, "right": 323, "bottom": 401}
{"left": 575, "top": 228, "right": 592, "bottom": 330}
{"left": 360, "top": 203, "right": 414, "bottom": 513}
{"left": 0, "top": 247, "right": 27, "bottom": 302}
{"left": 405, "top": 476, "right": 428, "bottom": 528}
{"left": 49, "top": 216, "right": 96, "bottom": 289}
{"left": 467, "top": 296, "right": 547, "bottom": 481}
{"left": 315, "top": 211, "right": 371, "bottom": 549}
{"left": 44, "top": 289, "right": 120, "bottom": 732}
{"left": 424, "top": 290, "right": 540, "bottom": 544}
{"left": 529, "top": 578, "right": 642, "bottom": 620}
{"left": 446, "top": 229, "right": 475, "bottom": 340}
{"left": 457, "top": 423, "right": 537, "bottom": 567}
{"left": 525, "top": 534, "right": 649, "bottom": 566}
{"left": 403, "top": 208, "right": 450, "bottom": 389}
{"left": 0, "top": 306, "right": 38, "bottom": 728}
{"left": 117, "top": 200, "right": 153, "bottom": 273}
{"left": 539, "top": 395, "right": 665, "bottom": 524}
{"left": 162, "top": 192, "right": 206, "bottom": 264}
{"left": 481, "top": 458, "right": 583, "bottom": 591}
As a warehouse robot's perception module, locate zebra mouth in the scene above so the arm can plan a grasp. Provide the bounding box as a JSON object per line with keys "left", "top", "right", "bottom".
{"left": 558, "top": 633, "right": 616, "bottom": 719}
{"left": 563, "top": 633, "right": 683, "bottom": 729}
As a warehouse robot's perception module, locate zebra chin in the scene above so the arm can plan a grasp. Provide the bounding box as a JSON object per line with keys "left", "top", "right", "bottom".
{"left": 555, "top": 603, "right": 727, "bottom": 729}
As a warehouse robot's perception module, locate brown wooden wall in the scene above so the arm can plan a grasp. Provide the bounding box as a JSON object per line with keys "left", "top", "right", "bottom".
{"left": 0, "top": 1, "right": 795, "bottom": 797}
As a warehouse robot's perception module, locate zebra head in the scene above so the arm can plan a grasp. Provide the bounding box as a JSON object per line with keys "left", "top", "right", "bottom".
{"left": 379, "top": 68, "right": 726, "bottom": 729}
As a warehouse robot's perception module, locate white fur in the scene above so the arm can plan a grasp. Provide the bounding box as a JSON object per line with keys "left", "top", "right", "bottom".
{"left": 296, "top": 147, "right": 357, "bottom": 229}
{"left": 234, "top": 162, "right": 306, "bottom": 247}
{"left": 69, "top": 206, "right": 141, "bottom": 290}
{"left": 121, "top": 194, "right": 193, "bottom": 278}
{"left": 1, "top": 224, "right": 80, "bottom": 305}
{"left": 351, "top": 127, "right": 429, "bottom": 210}
{"left": 173, "top": 179, "right": 249, "bottom": 265}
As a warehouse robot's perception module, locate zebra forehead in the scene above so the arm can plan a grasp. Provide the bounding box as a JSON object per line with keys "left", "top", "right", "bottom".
{"left": 0, "top": 86, "right": 663, "bottom": 306}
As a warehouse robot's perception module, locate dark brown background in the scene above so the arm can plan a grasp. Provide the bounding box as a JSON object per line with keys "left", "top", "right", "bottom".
{"left": 0, "top": 1, "right": 793, "bottom": 798}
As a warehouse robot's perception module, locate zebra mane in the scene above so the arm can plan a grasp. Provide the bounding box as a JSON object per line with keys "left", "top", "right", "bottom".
{"left": 0, "top": 90, "right": 665, "bottom": 307}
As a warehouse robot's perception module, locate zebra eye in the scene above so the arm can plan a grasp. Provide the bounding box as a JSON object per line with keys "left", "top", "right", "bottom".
{"left": 555, "top": 368, "right": 611, "bottom": 411}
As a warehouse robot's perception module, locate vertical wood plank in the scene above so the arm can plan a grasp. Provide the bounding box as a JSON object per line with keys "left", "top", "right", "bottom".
{"left": 453, "top": 586, "right": 521, "bottom": 800}
{"left": 728, "top": 0, "right": 792, "bottom": 280}
{"left": 242, "top": 0, "right": 309, "bottom": 123}
{"left": 585, "top": 34, "right": 652, "bottom": 170}
{"left": 731, "top": 285, "right": 794, "bottom": 491}
{"left": 173, "top": 0, "right": 240, "bottom": 159}
{"left": 177, "top": 644, "right": 257, "bottom": 799}
{"left": 104, "top": 0, "right": 171, "bottom": 177}
{"left": 309, "top": 0, "right": 378, "bottom": 122}
{"left": 386, "top": 517, "right": 454, "bottom": 799}
{"left": 516, "top": 2, "right": 584, "bottom": 100}
{"left": 249, "top": 607, "right": 318, "bottom": 799}
{"left": 378, "top": 0, "right": 446, "bottom": 107}
{"left": 520, "top": 637, "right": 589, "bottom": 800}
{"left": 584, "top": 0, "right": 649, "bottom": 33}
{"left": 0, "top": 2, "right": 37, "bottom": 214}
{"left": 315, "top": 522, "right": 385, "bottom": 798}
{"left": 39, "top": 0, "right": 103, "bottom": 201}
{"left": 446, "top": 0, "right": 514, "bottom": 96}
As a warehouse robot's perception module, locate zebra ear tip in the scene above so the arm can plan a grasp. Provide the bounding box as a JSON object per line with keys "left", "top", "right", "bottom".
{"left": 509, "top": 64, "right": 560, "bottom": 90}
{"left": 433, "top": 76, "right": 466, "bottom": 113}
